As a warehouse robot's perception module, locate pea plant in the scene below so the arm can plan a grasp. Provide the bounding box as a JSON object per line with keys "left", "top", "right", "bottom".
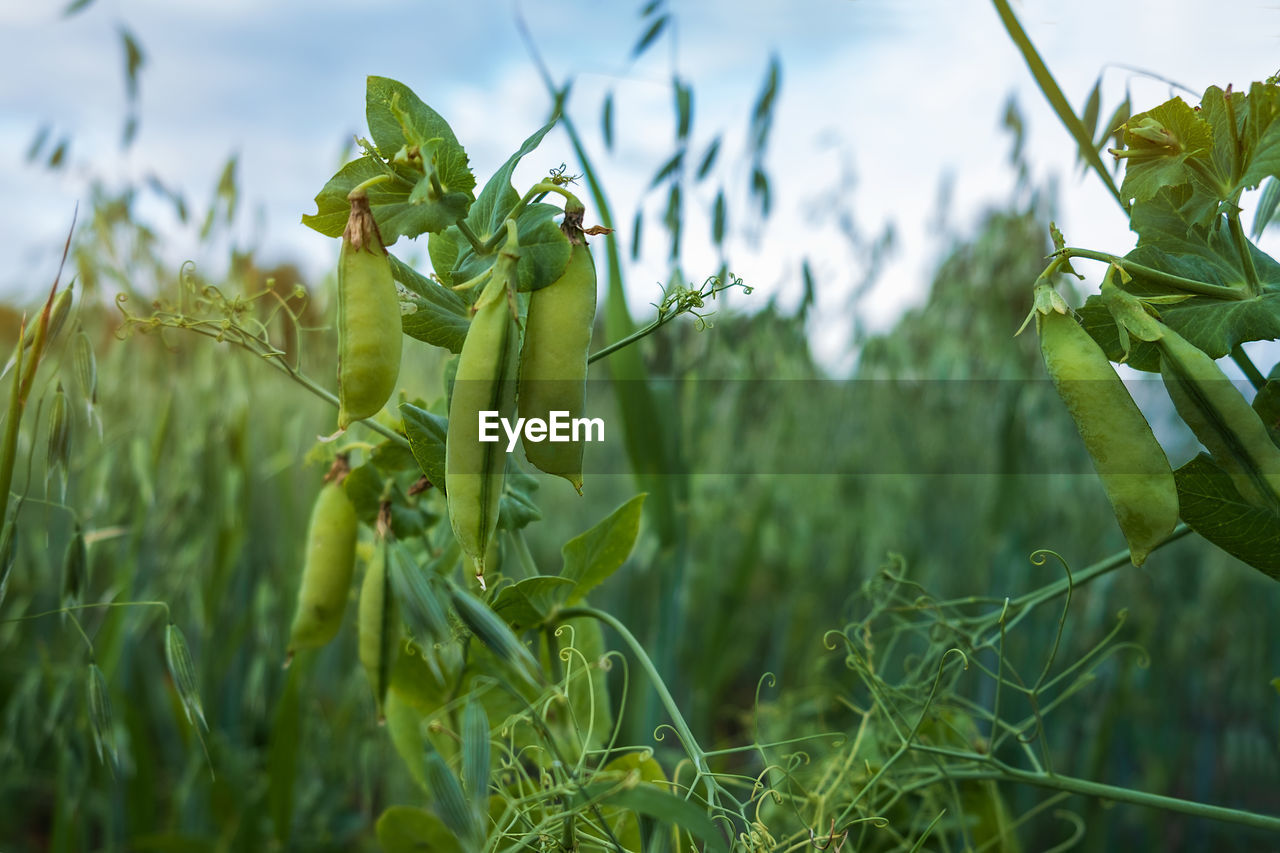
{"left": 111, "top": 75, "right": 758, "bottom": 851}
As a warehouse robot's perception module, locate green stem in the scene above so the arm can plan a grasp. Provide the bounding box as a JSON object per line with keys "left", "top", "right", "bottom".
{"left": 0, "top": 337, "right": 25, "bottom": 527}
{"left": 1058, "top": 248, "right": 1248, "bottom": 299}
{"left": 476, "top": 182, "right": 586, "bottom": 256}
{"left": 1230, "top": 345, "right": 1267, "bottom": 390}
{"left": 455, "top": 219, "right": 486, "bottom": 255}
{"left": 965, "top": 525, "right": 1192, "bottom": 641}
{"left": 555, "top": 605, "right": 724, "bottom": 814}
{"left": 1227, "top": 211, "right": 1262, "bottom": 297}
{"left": 349, "top": 174, "right": 391, "bottom": 196}
{"left": 990, "top": 0, "right": 1126, "bottom": 212}
{"left": 931, "top": 760, "right": 1280, "bottom": 834}
{"left": 172, "top": 321, "right": 411, "bottom": 449}
{"left": 509, "top": 529, "right": 538, "bottom": 578}
{"left": 586, "top": 315, "right": 668, "bottom": 365}
{"left": 1, "top": 599, "right": 172, "bottom": 625}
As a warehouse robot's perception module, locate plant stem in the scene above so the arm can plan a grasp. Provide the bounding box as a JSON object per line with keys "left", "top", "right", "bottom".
{"left": 990, "top": 0, "right": 1125, "bottom": 212}
{"left": 936, "top": 761, "right": 1280, "bottom": 834}
{"left": 1058, "top": 248, "right": 1248, "bottom": 299}
{"left": 586, "top": 316, "right": 667, "bottom": 365}
{"left": 556, "top": 605, "right": 725, "bottom": 814}
{"left": 1227, "top": 210, "right": 1262, "bottom": 297}
{"left": 1230, "top": 345, "right": 1267, "bottom": 390}
{"left": 456, "top": 219, "right": 486, "bottom": 255}
{"left": 510, "top": 529, "right": 538, "bottom": 578}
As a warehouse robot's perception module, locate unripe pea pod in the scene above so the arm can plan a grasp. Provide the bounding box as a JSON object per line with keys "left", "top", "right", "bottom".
{"left": 446, "top": 224, "right": 521, "bottom": 589}
{"left": 337, "top": 189, "right": 402, "bottom": 431}
{"left": 286, "top": 456, "right": 358, "bottom": 660}
{"left": 359, "top": 503, "right": 398, "bottom": 722}
{"left": 518, "top": 219, "right": 596, "bottom": 494}
{"left": 1037, "top": 291, "right": 1178, "bottom": 565}
{"left": 1157, "top": 325, "right": 1280, "bottom": 511}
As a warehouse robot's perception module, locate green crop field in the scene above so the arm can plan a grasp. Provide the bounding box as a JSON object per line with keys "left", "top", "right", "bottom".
{"left": 2, "top": 3, "right": 1279, "bottom": 851}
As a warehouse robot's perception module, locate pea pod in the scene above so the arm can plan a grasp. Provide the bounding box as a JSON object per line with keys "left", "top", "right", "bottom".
{"left": 286, "top": 456, "right": 358, "bottom": 659}
{"left": 1037, "top": 293, "right": 1178, "bottom": 565}
{"left": 518, "top": 224, "right": 596, "bottom": 494}
{"left": 446, "top": 225, "right": 521, "bottom": 589}
{"left": 1157, "top": 326, "right": 1280, "bottom": 511}
{"left": 337, "top": 190, "right": 402, "bottom": 431}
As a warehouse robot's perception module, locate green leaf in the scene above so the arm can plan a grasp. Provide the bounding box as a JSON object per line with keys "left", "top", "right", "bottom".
{"left": 301, "top": 156, "right": 439, "bottom": 243}
{"left": 1076, "top": 192, "right": 1280, "bottom": 372}
{"left": 497, "top": 458, "right": 542, "bottom": 531}
{"left": 268, "top": 660, "right": 302, "bottom": 846}
{"left": 454, "top": 203, "right": 571, "bottom": 295}
{"left": 390, "top": 254, "right": 470, "bottom": 353}
{"left": 367, "top": 77, "right": 474, "bottom": 219}
{"left": 1251, "top": 177, "right": 1280, "bottom": 239}
{"left": 400, "top": 403, "right": 449, "bottom": 493}
{"left": 602, "top": 91, "right": 615, "bottom": 151}
{"left": 631, "top": 14, "right": 669, "bottom": 58}
{"left": 429, "top": 227, "right": 461, "bottom": 286}
{"left": 343, "top": 462, "right": 431, "bottom": 538}
{"left": 1080, "top": 78, "right": 1102, "bottom": 146}
{"left": 674, "top": 76, "right": 692, "bottom": 141}
{"left": 1253, "top": 367, "right": 1280, "bottom": 446}
{"left": 577, "top": 780, "right": 728, "bottom": 853}
{"left": 1116, "top": 96, "right": 1221, "bottom": 219}
{"left": 376, "top": 806, "right": 464, "bottom": 853}
{"left": 370, "top": 437, "right": 419, "bottom": 475}
{"left": 1239, "top": 81, "right": 1280, "bottom": 192}
{"left": 491, "top": 576, "right": 575, "bottom": 630}
{"left": 561, "top": 494, "right": 646, "bottom": 603}
{"left": 696, "top": 136, "right": 721, "bottom": 180}
{"left": 1174, "top": 453, "right": 1280, "bottom": 579}
{"left": 466, "top": 120, "right": 558, "bottom": 242}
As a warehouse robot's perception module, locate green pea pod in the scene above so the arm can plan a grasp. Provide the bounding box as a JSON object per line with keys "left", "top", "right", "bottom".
{"left": 518, "top": 229, "right": 597, "bottom": 494}
{"left": 337, "top": 190, "right": 402, "bottom": 431}
{"left": 1038, "top": 304, "right": 1178, "bottom": 565}
{"left": 286, "top": 458, "right": 358, "bottom": 659}
{"left": 446, "top": 226, "right": 521, "bottom": 589}
{"left": 1157, "top": 327, "right": 1280, "bottom": 511}
{"left": 359, "top": 527, "right": 398, "bottom": 722}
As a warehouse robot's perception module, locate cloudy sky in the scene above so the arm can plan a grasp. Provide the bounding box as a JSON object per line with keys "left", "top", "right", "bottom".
{"left": 4, "top": 0, "right": 1279, "bottom": 371}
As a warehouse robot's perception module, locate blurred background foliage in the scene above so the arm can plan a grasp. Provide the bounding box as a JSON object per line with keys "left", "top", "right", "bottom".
{"left": 3, "top": 6, "right": 1279, "bottom": 852}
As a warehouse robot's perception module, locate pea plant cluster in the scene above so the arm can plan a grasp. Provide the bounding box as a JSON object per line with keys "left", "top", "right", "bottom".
{"left": 1023, "top": 79, "right": 1280, "bottom": 580}
{"left": 287, "top": 77, "right": 726, "bottom": 850}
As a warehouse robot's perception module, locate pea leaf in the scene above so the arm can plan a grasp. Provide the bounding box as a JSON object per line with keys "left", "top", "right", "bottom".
{"left": 1237, "top": 81, "right": 1280, "bottom": 192}
{"left": 576, "top": 780, "right": 727, "bottom": 853}
{"left": 453, "top": 202, "right": 571, "bottom": 294}
{"left": 400, "top": 403, "right": 448, "bottom": 494}
{"left": 1077, "top": 189, "right": 1280, "bottom": 372}
{"left": 428, "top": 227, "right": 460, "bottom": 286}
{"left": 498, "top": 458, "right": 542, "bottom": 531}
{"left": 301, "top": 155, "right": 440, "bottom": 243}
{"left": 491, "top": 576, "right": 575, "bottom": 630}
{"left": 390, "top": 254, "right": 469, "bottom": 353}
{"left": 343, "top": 461, "right": 433, "bottom": 538}
{"left": 375, "top": 806, "right": 463, "bottom": 853}
{"left": 1117, "top": 96, "right": 1222, "bottom": 223}
{"left": 561, "top": 494, "right": 646, "bottom": 603}
{"left": 367, "top": 76, "right": 475, "bottom": 210}
{"left": 467, "top": 119, "right": 558, "bottom": 242}
{"left": 303, "top": 78, "right": 475, "bottom": 241}
{"left": 1174, "top": 453, "right": 1280, "bottom": 579}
